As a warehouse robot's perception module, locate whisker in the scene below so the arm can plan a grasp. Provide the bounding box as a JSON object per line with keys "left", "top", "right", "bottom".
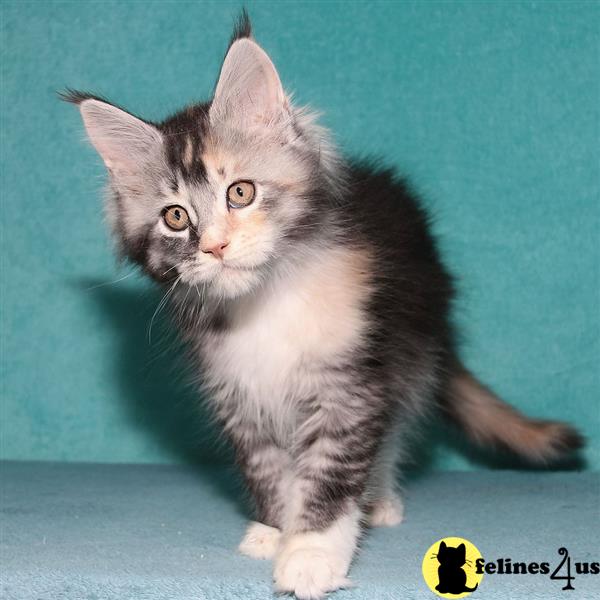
{"left": 147, "top": 275, "right": 182, "bottom": 343}
{"left": 194, "top": 283, "right": 203, "bottom": 304}
{"left": 84, "top": 270, "right": 137, "bottom": 291}
{"left": 161, "top": 264, "right": 179, "bottom": 277}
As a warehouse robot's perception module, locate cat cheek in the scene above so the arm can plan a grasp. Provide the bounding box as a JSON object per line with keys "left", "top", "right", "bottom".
{"left": 228, "top": 206, "right": 267, "bottom": 232}
{"left": 228, "top": 211, "right": 275, "bottom": 260}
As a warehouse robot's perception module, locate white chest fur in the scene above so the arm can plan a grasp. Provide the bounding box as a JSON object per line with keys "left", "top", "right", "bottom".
{"left": 200, "top": 248, "right": 372, "bottom": 432}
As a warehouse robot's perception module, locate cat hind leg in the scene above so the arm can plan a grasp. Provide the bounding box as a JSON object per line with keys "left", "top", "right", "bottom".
{"left": 368, "top": 492, "right": 404, "bottom": 527}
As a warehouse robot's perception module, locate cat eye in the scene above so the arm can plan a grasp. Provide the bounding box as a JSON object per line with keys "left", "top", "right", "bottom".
{"left": 163, "top": 205, "right": 190, "bottom": 231}
{"left": 227, "top": 181, "right": 255, "bottom": 209}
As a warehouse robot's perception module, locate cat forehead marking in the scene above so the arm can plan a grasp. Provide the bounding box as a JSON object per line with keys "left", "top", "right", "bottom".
{"left": 182, "top": 136, "right": 194, "bottom": 169}
{"left": 201, "top": 146, "right": 234, "bottom": 182}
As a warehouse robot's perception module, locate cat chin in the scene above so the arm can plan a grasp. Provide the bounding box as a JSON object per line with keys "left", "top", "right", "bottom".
{"left": 214, "top": 269, "right": 263, "bottom": 299}
{"left": 192, "top": 266, "right": 263, "bottom": 300}
{"left": 176, "top": 259, "right": 264, "bottom": 300}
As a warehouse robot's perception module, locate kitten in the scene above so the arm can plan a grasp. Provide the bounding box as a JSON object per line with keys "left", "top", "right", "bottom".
{"left": 64, "top": 13, "right": 583, "bottom": 600}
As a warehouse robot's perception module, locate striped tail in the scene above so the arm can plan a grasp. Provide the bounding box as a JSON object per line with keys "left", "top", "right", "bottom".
{"left": 441, "top": 365, "right": 584, "bottom": 463}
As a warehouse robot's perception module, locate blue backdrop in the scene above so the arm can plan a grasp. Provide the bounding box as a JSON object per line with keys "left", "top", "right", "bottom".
{"left": 1, "top": 1, "right": 598, "bottom": 470}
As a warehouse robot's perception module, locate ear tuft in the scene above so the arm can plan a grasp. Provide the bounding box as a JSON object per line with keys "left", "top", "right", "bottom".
{"left": 229, "top": 8, "right": 252, "bottom": 47}
{"left": 59, "top": 88, "right": 105, "bottom": 105}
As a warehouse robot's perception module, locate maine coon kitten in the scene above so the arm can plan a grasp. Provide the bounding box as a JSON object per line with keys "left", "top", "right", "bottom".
{"left": 65, "top": 14, "right": 582, "bottom": 600}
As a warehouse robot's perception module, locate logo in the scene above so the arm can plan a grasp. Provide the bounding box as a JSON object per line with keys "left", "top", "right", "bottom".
{"left": 422, "top": 538, "right": 599, "bottom": 596}
{"left": 422, "top": 537, "right": 484, "bottom": 598}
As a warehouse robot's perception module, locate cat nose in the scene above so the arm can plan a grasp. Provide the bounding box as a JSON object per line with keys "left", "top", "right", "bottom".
{"left": 200, "top": 237, "right": 230, "bottom": 260}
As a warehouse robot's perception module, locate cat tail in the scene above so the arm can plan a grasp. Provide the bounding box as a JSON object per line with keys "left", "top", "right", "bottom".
{"left": 440, "top": 363, "right": 584, "bottom": 464}
{"left": 464, "top": 583, "right": 478, "bottom": 592}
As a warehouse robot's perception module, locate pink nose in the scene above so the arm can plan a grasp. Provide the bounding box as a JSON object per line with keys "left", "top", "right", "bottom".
{"left": 201, "top": 239, "right": 229, "bottom": 260}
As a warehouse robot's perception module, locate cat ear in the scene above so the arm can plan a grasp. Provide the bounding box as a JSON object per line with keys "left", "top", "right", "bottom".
{"left": 209, "top": 38, "right": 289, "bottom": 129}
{"left": 75, "top": 97, "right": 163, "bottom": 174}
{"left": 440, "top": 541, "right": 447, "bottom": 550}
{"left": 458, "top": 543, "right": 466, "bottom": 555}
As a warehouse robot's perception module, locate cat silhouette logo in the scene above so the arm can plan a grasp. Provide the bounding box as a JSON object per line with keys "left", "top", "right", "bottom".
{"left": 422, "top": 537, "right": 484, "bottom": 597}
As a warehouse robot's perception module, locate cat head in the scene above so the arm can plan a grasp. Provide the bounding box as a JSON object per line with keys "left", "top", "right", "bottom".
{"left": 66, "top": 13, "right": 340, "bottom": 300}
{"left": 437, "top": 541, "right": 466, "bottom": 567}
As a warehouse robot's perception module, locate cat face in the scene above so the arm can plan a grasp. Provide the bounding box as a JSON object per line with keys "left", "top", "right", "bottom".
{"left": 437, "top": 541, "right": 466, "bottom": 567}
{"left": 70, "top": 33, "right": 339, "bottom": 300}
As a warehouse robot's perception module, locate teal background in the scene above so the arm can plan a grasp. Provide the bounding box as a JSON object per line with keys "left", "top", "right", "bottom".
{"left": 1, "top": 1, "right": 598, "bottom": 470}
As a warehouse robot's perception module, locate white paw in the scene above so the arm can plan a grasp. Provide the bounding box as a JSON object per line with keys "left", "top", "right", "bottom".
{"left": 238, "top": 521, "right": 281, "bottom": 560}
{"left": 369, "top": 494, "right": 404, "bottom": 527}
{"left": 274, "top": 544, "right": 351, "bottom": 600}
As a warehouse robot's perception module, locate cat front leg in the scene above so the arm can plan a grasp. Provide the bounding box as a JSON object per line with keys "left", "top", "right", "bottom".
{"left": 217, "top": 397, "right": 291, "bottom": 559}
{"left": 238, "top": 521, "right": 282, "bottom": 560}
{"left": 273, "top": 506, "right": 360, "bottom": 599}
{"left": 234, "top": 437, "right": 291, "bottom": 559}
{"left": 273, "top": 384, "right": 388, "bottom": 599}
{"left": 234, "top": 436, "right": 291, "bottom": 558}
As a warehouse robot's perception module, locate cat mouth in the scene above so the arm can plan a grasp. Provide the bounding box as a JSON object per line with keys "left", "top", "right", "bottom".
{"left": 220, "top": 262, "right": 257, "bottom": 272}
